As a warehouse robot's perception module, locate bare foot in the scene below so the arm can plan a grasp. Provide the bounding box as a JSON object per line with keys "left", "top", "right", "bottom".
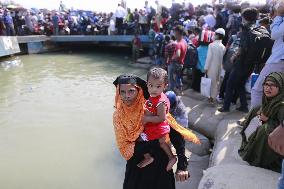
{"left": 166, "top": 156, "right": 177, "bottom": 171}
{"left": 137, "top": 157, "right": 154, "bottom": 168}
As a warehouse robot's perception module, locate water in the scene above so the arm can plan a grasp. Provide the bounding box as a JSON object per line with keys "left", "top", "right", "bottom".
{"left": 0, "top": 51, "right": 147, "bottom": 189}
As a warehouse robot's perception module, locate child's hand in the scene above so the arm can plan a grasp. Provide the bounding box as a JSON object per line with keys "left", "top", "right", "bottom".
{"left": 142, "top": 116, "right": 149, "bottom": 125}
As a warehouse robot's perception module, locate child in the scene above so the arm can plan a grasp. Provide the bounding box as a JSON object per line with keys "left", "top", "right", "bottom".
{"left": 138, "top": 67, "right": 177, "bottom": 171}
{"left": 204, "top": 28, "right": 226, "bottom": 103}
{"left": 132, "top": 33, "right": 142, "bottom": 63}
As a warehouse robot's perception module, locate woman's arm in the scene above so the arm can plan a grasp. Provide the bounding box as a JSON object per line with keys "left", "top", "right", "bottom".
{"left": 170, "top": 127, "right": 189, "bottom": 182}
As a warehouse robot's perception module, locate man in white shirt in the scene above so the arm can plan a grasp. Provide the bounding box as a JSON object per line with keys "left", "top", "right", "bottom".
{"left": 251, "top": 2, "right": 284, "bottom": 108}
{"left": 155, "top": 0, "right": 163, "bottom": 32}
{"left": 115, "top": 4, "right": 126, "bottom": 35}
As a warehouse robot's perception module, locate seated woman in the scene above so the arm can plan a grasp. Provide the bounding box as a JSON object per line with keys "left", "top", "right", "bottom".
{"left": 113, "top": 74, "right": 195, "bottom": 189}
{"left": 238, "top": 72, "right": 284, "bottom": 173}
{"left": 166, "top": 91, "right": 189, "bottom": 128}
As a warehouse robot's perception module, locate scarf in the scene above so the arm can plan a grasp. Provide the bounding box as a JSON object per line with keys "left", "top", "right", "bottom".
{"left": 113, "top": 86, "right": 145, "bottom": 160}
{"left": 261, "top": 72, "right": 284, "bottom": 118}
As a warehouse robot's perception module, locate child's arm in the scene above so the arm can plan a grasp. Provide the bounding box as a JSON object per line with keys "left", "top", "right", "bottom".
{"left": 143, "top": 103, "right": 167, "bottom": 124}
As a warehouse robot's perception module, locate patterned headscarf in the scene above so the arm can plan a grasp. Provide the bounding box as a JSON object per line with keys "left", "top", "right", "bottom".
{"left": 113, "top": 74, "right": 148, "bottom": 160}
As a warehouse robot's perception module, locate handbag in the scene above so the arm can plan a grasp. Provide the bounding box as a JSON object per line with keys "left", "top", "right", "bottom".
{"left": 200, "top": 75, "right": 212, "bottom": 98}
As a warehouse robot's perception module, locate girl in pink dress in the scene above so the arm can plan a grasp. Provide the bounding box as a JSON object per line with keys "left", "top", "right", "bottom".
{"left": 138, "top": 67, "right": 177, "bottom": 171}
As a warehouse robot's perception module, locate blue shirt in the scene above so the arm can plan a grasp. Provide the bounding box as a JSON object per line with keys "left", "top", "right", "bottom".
{"left": 196, "top": 45, "right": 209, "bottom": 73}
{"left": 266, "top": 16, "right": 284, "bottom": 64}
{"left": 52, "top": 15, "right": 59, "bottom": 26}
{"left": 4, "top": 15, "right": 13, "bottom": 25}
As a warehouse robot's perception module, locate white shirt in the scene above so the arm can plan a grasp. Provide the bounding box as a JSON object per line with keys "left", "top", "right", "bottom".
{"left": 156, "top": 4, "right": 162, "bottom": 16}
{"left": 266, "top": 16, "right": 284, "bottom": 64}
{"left": 115, "top": 6, "right": 126, "bottom": 18}
{"left": 145, "top": 5, "right": 151, "bottom": 15}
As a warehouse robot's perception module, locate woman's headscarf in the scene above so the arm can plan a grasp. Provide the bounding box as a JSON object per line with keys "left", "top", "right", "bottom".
{"left": 261, "top": 72, "right": 284, "bottom": 118}
{"left": 113, "top": 74, "right": 148, "bottom": 160}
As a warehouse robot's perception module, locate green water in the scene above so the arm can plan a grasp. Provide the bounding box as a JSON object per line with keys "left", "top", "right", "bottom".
{"left": 0, "top": 51, "right": 146, "bottom": 189}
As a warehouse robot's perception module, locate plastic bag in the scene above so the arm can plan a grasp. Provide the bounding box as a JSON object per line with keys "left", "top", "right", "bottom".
{"left": 200, "top": 76, "right": 211, "bottom": 98}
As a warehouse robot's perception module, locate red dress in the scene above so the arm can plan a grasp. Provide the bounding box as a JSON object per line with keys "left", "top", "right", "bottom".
{"left": 143, "top": 93, "right": 170, "bottom": 141}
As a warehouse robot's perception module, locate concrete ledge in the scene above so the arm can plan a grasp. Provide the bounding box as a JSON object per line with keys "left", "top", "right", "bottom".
{"left": 0, "top": 36, "right": 20, "bottom": 57}
{"left": 50, "top": 35, "right": 150, "bottom": 43}
{"left": 181, "top": 90, "right": 281, "bottom": 189}
{"left": 198, "top": 164, "right": 280, "bottom": 189}
{"left": 182, "top": 89, "right": 244, "bottom": 140}
{"left": 17, "top": 35, "right": 49, "bottom": 44}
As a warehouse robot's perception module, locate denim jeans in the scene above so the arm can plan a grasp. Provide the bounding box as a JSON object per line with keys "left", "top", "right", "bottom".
{"left": 168, "top": 63, "right": 175, "bottom": 91}
{"left": 278, "top": 160, "right": 284, "bottom": 189}
{"left": 175, "top": 63, "right": 183, "bottom": 89}
{"left": 168, "top": 62, "right": 183, "bottom": 91}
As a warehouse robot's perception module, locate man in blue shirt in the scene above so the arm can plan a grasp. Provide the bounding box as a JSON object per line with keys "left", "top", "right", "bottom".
{"left": 251, "top": 3, "right": 284, "bottom": 108}
{"left": 4, "top": 10, "right": 15, "bottom": 36}
{"left": 52, "top": 12, "right": 59, "bottom": 35}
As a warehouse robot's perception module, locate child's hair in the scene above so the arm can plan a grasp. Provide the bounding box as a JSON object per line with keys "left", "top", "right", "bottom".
{"left": 147, "top": 67, "right": 168, "bottom": 84}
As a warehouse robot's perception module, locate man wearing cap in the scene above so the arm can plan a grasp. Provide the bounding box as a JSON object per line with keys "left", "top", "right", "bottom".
{"left": 204, "top": 28, "right": 226, "bottom": 103}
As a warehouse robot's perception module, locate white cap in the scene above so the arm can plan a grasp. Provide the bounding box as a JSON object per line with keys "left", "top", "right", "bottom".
{"left": 215, "top": 28, "right": 225, "bottom": 36}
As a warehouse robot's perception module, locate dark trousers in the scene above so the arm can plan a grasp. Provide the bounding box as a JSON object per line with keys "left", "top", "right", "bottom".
{"left": 219, "top": 70, "right": 239, "bottom": 103}
{"left": 5, "top": 24, "right": 15, "bottom": 36}
{"left": 219, "top": 71, "right": 230, "bottom": 98}
{"left": 223, "top": 68, "right": 248, "bottom": 110}
{"left": 191, "top": 68, "right": 204, "bottom": 92}
{"left": 116, "top": 17, "right": 123, "bottom": 35}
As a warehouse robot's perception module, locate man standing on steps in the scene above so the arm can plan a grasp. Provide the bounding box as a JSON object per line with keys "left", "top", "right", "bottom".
{"left": 170, "top": 25, "right": 187, "bottom": 95}
{"left": 251, "top": 2, "right": 284, "bottom": 108}
{"left": 115, "top": 4, "right": 126, "bottom": 35}
{"left": 218, "top": 8, "right": 259, "bottom": 113}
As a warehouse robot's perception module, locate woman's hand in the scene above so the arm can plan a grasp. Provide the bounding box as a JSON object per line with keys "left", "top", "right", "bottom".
{"left": 259, "top": 113, "right": 269, "bottom": 122}
{"left": 175, "top": 170, "right": 190, "bottom": 182}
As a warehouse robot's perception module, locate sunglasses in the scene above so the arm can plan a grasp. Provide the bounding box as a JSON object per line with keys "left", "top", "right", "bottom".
{"left": 263, "top": 82, "right": 279, "bottom": 89}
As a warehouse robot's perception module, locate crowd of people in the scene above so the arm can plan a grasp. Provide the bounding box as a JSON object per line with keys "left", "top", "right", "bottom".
{"left": 0, "top": 0, "right": 273, "bottom": 37}
{"left": 124, "top": 1, "right": 284, "bottom": 189}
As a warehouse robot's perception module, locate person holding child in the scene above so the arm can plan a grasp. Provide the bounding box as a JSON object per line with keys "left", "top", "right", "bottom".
{"left": 113, "top": 70, "right": 200, "bottom": 189}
